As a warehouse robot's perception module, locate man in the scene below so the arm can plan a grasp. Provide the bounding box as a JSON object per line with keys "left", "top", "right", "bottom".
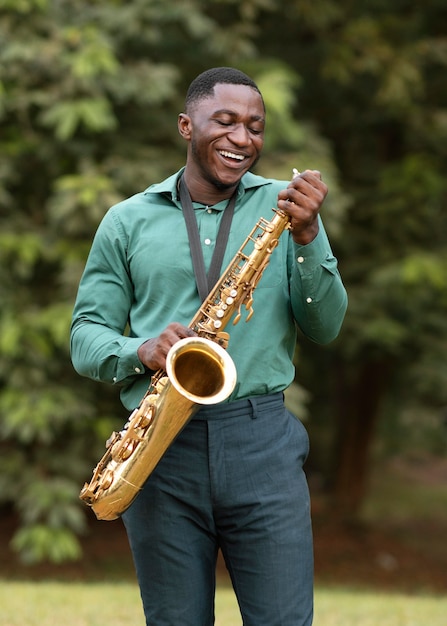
{"left": 71, "top": 67, "right": 347, "bottom": 626}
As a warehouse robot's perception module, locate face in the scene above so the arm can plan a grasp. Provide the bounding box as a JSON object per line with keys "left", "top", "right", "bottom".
{"left": 179, "top": 83, "right": 265, "bottom": 195}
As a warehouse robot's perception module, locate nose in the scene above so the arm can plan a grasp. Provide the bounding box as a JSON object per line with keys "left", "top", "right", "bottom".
{"left": 228, "top": 123, "right": 250, "bottom": 146}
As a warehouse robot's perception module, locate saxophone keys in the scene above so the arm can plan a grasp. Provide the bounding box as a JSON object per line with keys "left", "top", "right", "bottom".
{"left": 245, "top": 294, "right": 254, "bottom": 321}
{"left": 233, "top": 305, "right": 242, "bottom": 325}
{"left": 100, "top": 471, "right": 114, "bottom": 491}
{"left": 112, "top": 437, "right": 137, "bottom": 462}
{"left": 215, "top": 331, "right": 230, "bottom": 348}
{"left": 137, "top": 405, "right": 155, "bottom": 428}
{"left": 105, "top": 431, "right": 120, "bottom": 448}
{"left": 155, "top": 376, "right": 169, "bottom": 393}
{"left": 119, "top": 441, "right": 137, "bottom": 461}
{"left": 79, "top": 482, "right": 96, "bottom": 502}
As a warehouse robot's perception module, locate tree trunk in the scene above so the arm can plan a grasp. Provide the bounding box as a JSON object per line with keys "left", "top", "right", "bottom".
{"left": 330, "top": 358, "right": 391, "bottom": 520}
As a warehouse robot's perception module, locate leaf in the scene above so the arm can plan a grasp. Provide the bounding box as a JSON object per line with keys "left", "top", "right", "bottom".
{"left": 62, "top": 25, "right": 119, "bottom": 80}
{"left": 11, "top": 525, "right": 82, "bottom": 564}
{"left": 39, "top": 98, "right": 117, "bottom": 140}
{"left": 0, "top": 0, "right": 48, "bottom": 13}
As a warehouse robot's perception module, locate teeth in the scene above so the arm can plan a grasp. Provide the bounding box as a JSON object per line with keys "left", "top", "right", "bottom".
{"left": 219, "top": 150, "right": 244, "bottom": 161}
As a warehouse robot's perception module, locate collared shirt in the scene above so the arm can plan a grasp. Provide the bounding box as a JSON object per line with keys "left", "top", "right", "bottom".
{"left": 70, "top": 169, "right": 347, "bottom": 409}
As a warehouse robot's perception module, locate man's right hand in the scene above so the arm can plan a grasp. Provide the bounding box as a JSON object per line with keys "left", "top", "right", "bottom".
{"left": 137, "top": 322, "right": 196, "bottom": 371}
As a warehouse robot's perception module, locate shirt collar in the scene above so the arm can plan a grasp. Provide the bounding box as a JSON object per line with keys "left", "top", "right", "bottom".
{"left": 143, "top": 168, "right": 271, "bottom": 205}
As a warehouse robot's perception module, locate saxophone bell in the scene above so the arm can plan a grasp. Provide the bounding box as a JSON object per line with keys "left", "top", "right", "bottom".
{"left": 166, "top": 336, "right": 237, "bottom": 405}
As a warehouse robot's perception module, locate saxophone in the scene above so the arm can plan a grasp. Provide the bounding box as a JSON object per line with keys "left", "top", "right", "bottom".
{"left": 80, "top": 191, "right": 293, "bottom": 520}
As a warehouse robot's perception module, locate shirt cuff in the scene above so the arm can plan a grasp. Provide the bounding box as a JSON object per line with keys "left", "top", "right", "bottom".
{"left": 113, "top": 337, "right": 148, "bottom": 384}
{"left": 293, "top": 228, "right": 336, "bottom": 275}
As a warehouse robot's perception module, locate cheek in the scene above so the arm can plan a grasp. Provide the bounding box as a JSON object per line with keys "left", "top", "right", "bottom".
{"left": 191, "top": 135, "right": 210, "bottom": 155}
{"left": 254, "top": 135, "right": 264, "bottom": 153}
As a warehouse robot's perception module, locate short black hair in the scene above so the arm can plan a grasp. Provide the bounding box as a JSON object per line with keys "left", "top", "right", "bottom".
{"left": 185, "top": 67, "right": 264, "bottom": 112}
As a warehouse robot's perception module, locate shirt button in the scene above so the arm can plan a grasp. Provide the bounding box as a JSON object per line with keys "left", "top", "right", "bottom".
{"left": 306, "top": 297, "right": 313, "bottom": 304}
{"left": 297, "top": 256, "right": 304, "bottom": 263}
{"left": 204, "top": 238, "right": 211, "bottom": 245}
{"left": 207, "top": 209, "right": 212, "bottom": 214}
{"left": 134, "top": 367, "right": 141, "bottom": 374}
{"left": 112, "top": 376, "right": 117, "bottom": 383}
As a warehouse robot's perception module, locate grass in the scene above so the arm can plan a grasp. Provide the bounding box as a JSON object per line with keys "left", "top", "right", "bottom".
{"left": 314, "top": 588, "right": 447, "bottom": 625}
{"left": 0, "top": 581, "right": 446, "bottom": 626}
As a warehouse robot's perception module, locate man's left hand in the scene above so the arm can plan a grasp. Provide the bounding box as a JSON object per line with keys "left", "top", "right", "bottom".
{"left": 277, "top": 169, "right": 328, "bottom": 245}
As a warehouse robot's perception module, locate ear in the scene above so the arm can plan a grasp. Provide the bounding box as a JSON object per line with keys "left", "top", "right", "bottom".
{"left": 178, "top": 113, "right": 192, "bottom": 140}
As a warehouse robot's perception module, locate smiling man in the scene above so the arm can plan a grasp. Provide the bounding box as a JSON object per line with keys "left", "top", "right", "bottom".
{"left": 71, "top": 67, "right": 347, "bottom": 626}
{"left": 179, "top": 80, "right": 265, "bottom": 201}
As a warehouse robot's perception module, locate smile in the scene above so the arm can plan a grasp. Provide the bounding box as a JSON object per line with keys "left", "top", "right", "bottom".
{"left": 218, "top": 150, "right": 246, "bottom": 161}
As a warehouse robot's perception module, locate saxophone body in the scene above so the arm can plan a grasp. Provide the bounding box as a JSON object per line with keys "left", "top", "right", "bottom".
{"left": 80, "top": 206, "right": 291, "bottom": 520}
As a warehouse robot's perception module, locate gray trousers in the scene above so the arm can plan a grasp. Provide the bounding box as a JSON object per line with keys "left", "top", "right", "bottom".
{"left": 122, "top": 392, "right": 314, "bottom": 626}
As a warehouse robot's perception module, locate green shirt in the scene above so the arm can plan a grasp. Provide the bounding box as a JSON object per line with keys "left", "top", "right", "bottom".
{"left": 70, "top": 170, "right": 347, "bottom": 410}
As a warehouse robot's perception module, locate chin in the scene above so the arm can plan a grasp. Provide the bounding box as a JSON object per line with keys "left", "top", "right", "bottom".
{"left": 213, "top": 169, "right": 248, "bottom": 190}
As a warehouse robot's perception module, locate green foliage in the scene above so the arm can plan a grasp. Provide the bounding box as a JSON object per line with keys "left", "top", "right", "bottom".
{"left": 0, "top": 0, "right": 48, "bottom": 11}
{"left": 255, "top": 0, "right": 447, "bottom": 512}
{"left": 0, "top": 0, "right": 313, "bottom": 564}
{"left": 1, "top": 0, "right": 447, "bottom": 561}
{"left": 11, "top": 525, "right": 82, "bottom": 564}
{"left": 41, "top": 98, "right": 117, "bottom": 140}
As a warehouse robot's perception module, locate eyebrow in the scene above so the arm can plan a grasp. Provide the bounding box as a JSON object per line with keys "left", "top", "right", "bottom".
{"left": 213, "top": 108, "right": 265, "bottom": 122}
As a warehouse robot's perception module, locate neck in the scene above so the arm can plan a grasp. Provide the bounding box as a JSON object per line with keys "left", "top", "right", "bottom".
{"left": 181, "top": 171, "right": 237, "bottom": 206}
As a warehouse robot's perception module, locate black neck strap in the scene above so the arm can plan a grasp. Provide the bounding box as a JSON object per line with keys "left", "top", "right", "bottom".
{"left": 179, "top": 175, "right": 238, "bottom": 302}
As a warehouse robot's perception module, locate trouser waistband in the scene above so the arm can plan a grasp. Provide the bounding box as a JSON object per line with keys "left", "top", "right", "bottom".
{"left": 193, "top": 391, "right": 284, "bottom": 420}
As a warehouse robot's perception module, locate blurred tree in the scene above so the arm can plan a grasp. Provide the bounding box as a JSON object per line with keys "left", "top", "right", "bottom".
{"left": 2, "top": 0, "right": 446, "bottom": 564}
{"left": 0, "top": 0, "right": 339, "bottom": 562}
{"left": 256, "top": 0, "right": 447, "bottom": 516}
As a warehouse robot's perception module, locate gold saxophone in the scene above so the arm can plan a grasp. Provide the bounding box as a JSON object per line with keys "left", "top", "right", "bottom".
{"left": 80, "top": 195, "right": 293, "bottom": 520}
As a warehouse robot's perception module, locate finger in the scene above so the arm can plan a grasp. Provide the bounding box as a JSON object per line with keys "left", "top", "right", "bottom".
{"left": 297, "top": 169, "right": 322, "bottom": 180}
{"left": 173, "top": 324, "right": 196, "bottom": 340}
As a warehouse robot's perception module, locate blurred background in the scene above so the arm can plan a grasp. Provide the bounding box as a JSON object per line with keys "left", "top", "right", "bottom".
{"left": 0, "top": 0, "right": 446, "bottom": 593}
